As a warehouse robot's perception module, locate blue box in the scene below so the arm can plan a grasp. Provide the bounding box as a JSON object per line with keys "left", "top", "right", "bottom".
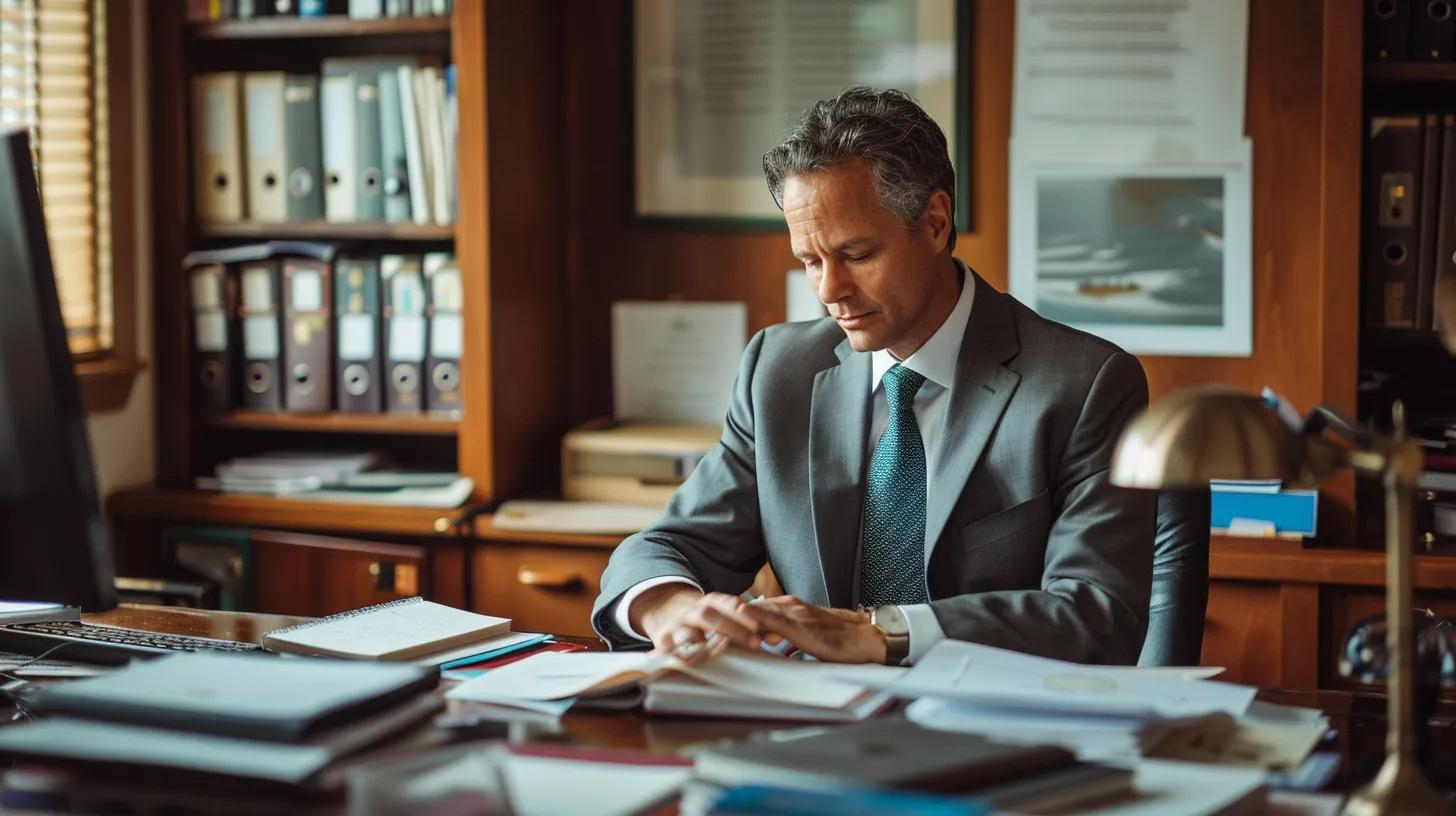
{"left": 1210, "top": 482, "right": 1318, "bottom": 538}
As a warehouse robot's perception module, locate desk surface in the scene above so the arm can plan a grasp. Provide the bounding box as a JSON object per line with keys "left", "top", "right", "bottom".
{"left": 64, "top": 605, "right": 1456, "bottom": 800}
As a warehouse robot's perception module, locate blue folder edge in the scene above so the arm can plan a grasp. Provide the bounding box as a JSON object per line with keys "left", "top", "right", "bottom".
{"left": 712, "top": 785, "right": 986, "bottom": 816}
{"left": 437, "top": 633, "right": 552, "bottom": 671}
{"left": 1210, "top": 488, "right": 1318, "bottom": 537}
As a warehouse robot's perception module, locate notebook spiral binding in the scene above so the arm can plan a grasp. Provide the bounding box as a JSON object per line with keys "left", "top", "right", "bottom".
{"left": 263, "top": 596, "right": 425, "bottom": 640}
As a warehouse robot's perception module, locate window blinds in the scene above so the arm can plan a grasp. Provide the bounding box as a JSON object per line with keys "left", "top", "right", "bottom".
{"left": 0, "top": 0, "right": 111, "bottom": 354}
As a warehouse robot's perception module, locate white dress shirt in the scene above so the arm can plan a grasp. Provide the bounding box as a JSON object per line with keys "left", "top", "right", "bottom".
{"left": 613, "top": 263, "right": 977, "bottom": 665}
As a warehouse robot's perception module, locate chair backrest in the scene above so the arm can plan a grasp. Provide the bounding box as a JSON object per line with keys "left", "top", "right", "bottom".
{"left": 1137, "top": 488, "right": 1211, "bottom": 667}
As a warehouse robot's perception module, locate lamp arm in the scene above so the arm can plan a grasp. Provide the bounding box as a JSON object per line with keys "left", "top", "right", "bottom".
{"left": 1301, "top": 404, "right": 1376, "bottom": 449}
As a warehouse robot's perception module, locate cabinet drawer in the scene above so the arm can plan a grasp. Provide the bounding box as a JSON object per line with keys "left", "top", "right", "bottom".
{"left": 251, "top": 532, "right": 425, "bottom": 617}
{"left": 473, "top": 544, "right": 610, "bottom": 639}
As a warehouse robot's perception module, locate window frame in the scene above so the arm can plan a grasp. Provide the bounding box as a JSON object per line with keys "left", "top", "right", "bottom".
{"left": 72, "top": 0, "right": 142, "bottom": 413}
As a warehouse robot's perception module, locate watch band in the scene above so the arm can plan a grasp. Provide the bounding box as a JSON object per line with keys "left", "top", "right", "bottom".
{"left": 871, "top": 605, "right": 911, "bottom": 665}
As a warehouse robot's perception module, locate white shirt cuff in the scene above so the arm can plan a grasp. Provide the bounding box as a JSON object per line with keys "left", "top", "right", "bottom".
{"left": 899, "top": 603, "right": 946, "bottom": 665}
{"left": 612, "top": 576, "right": 704, "bottom": 642}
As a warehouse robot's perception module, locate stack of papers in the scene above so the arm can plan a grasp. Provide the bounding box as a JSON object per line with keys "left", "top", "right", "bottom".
{"left": 196, "top": 452, "right": 474, "bottom": 507}
{"left": 881, "top": 641, "right": 1258, "bottom": 719}
{"left": 894, "top": 642, "right": 1327, "bottom": 772}
{"left": 446, "top": 649, "right": 904, "bottom": 722}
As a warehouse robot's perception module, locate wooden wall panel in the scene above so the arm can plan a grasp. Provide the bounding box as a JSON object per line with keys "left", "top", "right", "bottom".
{"left": 1203, "top": 580, "right": 1320, "bottom": 688}
{"left": 561, "top": 0, "right": 1362, "bottom": 524}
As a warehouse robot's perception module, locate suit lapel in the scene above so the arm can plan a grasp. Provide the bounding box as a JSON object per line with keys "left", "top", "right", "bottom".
{"left": 924, "top": 274, "right": 1022, "bottom": 562}
{"left": 808, "top": 340, "right": 870, "bottom": 608}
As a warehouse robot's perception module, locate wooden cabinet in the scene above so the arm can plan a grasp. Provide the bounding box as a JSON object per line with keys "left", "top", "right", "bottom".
{"left": 250, "top": 532, "right": 425, "bottom": 618}
{"left": 471, "top": 542, "right": 612, "bottom": 639}
{"left": 1205, "top": 537, "right": 1456, "bottom": 692}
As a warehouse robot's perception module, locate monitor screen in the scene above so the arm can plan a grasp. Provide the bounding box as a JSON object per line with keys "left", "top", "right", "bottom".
{"left": 0, "top": 128, "right": 116, "bottom": 610}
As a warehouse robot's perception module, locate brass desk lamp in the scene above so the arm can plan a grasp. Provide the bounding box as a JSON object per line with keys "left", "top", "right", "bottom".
{"left": 1111, "top": 386, "right": 1449, "bottom": 816}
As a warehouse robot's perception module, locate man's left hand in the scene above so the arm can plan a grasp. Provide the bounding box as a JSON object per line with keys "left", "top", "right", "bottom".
{"left": 741, "top": 596, "right": 887, "bottom": 664}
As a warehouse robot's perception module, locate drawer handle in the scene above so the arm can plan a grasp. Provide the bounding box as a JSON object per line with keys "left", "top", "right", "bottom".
{"left": 517, "top": 567, "right": 584, "bottom": 591}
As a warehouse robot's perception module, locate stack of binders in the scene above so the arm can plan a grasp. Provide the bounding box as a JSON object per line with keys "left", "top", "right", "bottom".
{"left": 1363, "top": 112, "right": 1456, "bottom": 331}
{"left": 185, "top": 242, "right": 463, "bottom": 416}
{"left": 1367, "top": 0, "right": 1456, "bottom": 62}
{"left": 191, "top": 59, "right": 457, "bottom": 228}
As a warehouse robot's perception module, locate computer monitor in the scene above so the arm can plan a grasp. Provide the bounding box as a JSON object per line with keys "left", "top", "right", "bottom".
{"left": 0, "top": 128, "right": 116, "bottom": 610}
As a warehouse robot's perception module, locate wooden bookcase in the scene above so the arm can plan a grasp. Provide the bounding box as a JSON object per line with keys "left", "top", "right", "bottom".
{"left": 109, "top": 3, "right": 589, "bottom": 628}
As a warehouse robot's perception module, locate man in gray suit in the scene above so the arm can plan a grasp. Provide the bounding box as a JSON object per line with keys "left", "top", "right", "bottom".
{"left": 592, "top": 88, "right": 1155, "bottom": 666}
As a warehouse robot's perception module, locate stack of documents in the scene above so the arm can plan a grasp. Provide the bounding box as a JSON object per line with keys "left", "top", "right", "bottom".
{"left": 446, "top": 649, "right": 905, "bottom": 723}
{"left": 890, "top": 642, "right": 1327, "bottom": 773}
{"left": 197, "top": 451, "right": 473, "bottom": 507}
{"left": 0, "top": 653, "right": 441, "bottom": 797}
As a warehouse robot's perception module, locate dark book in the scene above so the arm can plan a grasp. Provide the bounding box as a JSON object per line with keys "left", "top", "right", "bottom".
{"left": 695, "top": 717, "right": 1076, "bottom": 794}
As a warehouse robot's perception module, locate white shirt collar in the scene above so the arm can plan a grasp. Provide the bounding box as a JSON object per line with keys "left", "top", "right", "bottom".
{"left": 870, "top": 259, "right": 975, "bottom": 394}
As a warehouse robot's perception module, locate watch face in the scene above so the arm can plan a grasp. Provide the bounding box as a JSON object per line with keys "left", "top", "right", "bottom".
{"left": 874, "top": 605, "right": 910, "bottom": 636}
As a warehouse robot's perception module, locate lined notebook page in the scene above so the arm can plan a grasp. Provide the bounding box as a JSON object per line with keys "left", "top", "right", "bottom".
{"left": 264, "top": 598, "right": 510, "bottom": 660}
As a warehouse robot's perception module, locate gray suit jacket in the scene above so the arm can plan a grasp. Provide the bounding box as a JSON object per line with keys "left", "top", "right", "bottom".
{"left": 592, "top": 272, "right": 1156, "bottom": 664}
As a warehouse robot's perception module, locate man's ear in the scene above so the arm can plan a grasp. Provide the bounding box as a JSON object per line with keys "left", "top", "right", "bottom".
{"left": 919, "top": 189, "right": 953, "bottom": 252}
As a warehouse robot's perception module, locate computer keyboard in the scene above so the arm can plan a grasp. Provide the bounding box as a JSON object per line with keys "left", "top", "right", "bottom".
{"left": 0, "top": 620, "right": 267, "bottom": 666}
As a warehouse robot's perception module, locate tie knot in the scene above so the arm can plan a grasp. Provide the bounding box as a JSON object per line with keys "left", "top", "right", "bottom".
{"left": 881, "top": 364, "right": 926, "bottom": 411}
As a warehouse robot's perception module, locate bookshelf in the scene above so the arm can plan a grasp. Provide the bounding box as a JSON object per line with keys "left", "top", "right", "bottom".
{"left": 197, "top": 220, "right": 455, "bottom": 241}
{"left": 201, "top": 411, "right": 459, "bottom": 436}
{"left": 131, "top": 3, "right": 568, "bottom": 547}
{"left": 189, "top": 15, "right": 453, "bottom": 41}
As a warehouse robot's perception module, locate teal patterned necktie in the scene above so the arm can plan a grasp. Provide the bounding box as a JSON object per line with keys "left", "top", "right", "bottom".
{"left": 858, "top": 363, "right": 930, "bottom": 606}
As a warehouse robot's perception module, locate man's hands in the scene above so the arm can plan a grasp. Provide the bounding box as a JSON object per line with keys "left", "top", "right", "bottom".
{"left": 628, "top": 584, "right": 888, "bottom": 665}
{"left": 740, "top": 596, "right": 887, "bottom": 664}
{"left": 630, "top": 584, "right": 767, "bottom": 665}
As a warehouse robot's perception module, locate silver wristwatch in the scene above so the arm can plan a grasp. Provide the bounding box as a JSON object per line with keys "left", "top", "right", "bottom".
{"left": 871, "top": 605, "right": 910, "bottom": 665}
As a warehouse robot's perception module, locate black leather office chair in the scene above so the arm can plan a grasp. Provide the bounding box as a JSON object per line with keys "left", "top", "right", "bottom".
{"left": 1137, "top": 488, "right": 1211, "bottom": 667}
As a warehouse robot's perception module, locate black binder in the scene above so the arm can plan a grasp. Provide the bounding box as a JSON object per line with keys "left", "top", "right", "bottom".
{"left": 1412, "top": 0, "right": 1455, "bottom": 60}
{"left": 1369, "top": 0, "right": 1413, "bottom": 61}
{"left": 1365, "top": 114, "right": 1439, "bottom": 329}
{"left": 188, "top": 263, "right": 236, "bottom": 413}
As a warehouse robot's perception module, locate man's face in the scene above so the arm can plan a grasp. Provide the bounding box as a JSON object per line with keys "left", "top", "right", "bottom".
{"left": 784, "top": 159, "right": 948, "bottom": 356}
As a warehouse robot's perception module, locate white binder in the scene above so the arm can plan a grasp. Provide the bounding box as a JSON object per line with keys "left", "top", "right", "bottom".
{"left": 191, "top": 73, "right": 245, "bottom": 222}
{"left": 320, "top": 74, "right": 358, "bottom": 223}
{"left": 243, "top": 72, "right": 287, "bottom": 223}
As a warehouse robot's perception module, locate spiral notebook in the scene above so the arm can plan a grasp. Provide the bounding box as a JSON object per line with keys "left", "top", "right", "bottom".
{"left": 262, "top": 597, "right": 511, "bottom": 661}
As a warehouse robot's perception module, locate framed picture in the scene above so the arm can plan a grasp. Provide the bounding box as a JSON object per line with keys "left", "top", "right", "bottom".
{"left": 632, "top": 0, "right": 970, "bottom": 229}
{"left": 1008, "top": 140, "right": 1254, "bottom": 357}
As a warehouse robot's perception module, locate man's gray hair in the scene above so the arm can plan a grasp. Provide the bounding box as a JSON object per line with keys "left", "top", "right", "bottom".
{"left": 762, "top": 87, "right": 956, "bottom": 250}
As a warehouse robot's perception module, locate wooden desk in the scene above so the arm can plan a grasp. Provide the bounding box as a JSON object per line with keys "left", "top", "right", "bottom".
{"left": 6, "top": 605, "right": 1445, "bottom": 803}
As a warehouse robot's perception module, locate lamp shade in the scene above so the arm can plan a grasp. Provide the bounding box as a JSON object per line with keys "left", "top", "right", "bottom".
{"left": 1110, "top": 385, "right": 1304, "bottom": 489}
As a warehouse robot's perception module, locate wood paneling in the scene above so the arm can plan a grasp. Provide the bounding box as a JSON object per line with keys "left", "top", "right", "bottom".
{"left": 1210, "top": 536, "right": 1456, "bottom": 590}
{"left": 456, "top": 1, "right": 569, "bottom": 504}
{"left": 560, "top": 1, "right": 1364, "bottom": 540}
{"left": 1203, "top": 581, "right": 1287, "bottom": 687}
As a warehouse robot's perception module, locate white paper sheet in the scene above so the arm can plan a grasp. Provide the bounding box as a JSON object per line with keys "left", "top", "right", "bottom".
{"left": 447, "top": 649, "right": 892, "bottom": 711}
{"left": 1013, "top": 0, "right": 1248, "bottom": 164}
{"left": 612, "top": 301, "right": 747, "bottom": 424}
{"left": 883, "top": 640, "right": 1257, "bottom": 718}
{"left": 1009, "top": 0, "right": 1252, "bottom": 357}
